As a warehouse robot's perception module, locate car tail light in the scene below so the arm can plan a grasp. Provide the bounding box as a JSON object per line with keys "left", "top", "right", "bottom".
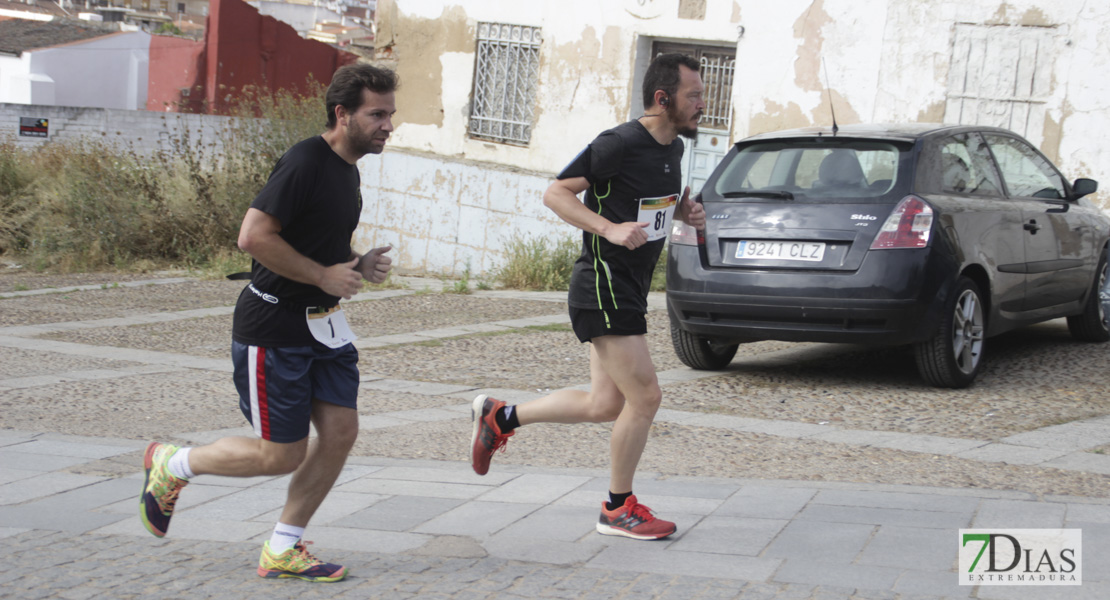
{"left": 670, "top": 193, "right": 705, "bottom": 246}
{"left": 870, "top": 195, "right": 933, "bottom": 249}
{"left": 670, "top": 220, "right": 700, "bottom": 246}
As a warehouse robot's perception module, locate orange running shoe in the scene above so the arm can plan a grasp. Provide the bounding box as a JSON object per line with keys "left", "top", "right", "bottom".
{"left": 470, "top": 394, "right": 513, "bottom": 475}
{"left": 596, "top": 495, "right": 676, "bottom": 540}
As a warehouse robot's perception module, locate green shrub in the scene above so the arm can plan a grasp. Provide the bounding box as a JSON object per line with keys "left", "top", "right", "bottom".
{"left": 0, "top": 140, "right": 36, "bottom": 255}
{"left": 493, "top": 234, "right": 671, "bottom": 292}
{"left": 0, "top": 82, "right": 325, "bottom": 272}
{"left": 493, "top": 234, "right": 580, "bottom": 291}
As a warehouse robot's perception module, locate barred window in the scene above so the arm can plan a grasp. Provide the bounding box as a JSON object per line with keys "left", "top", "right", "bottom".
{"left": 698, "top": 52, "right": 735, "bottom": 131}
{"left": 469, "top": 22, "right": 542, "bottom": 146}
{"left": 652, "top": 42, "right": 735, "bottom": 133}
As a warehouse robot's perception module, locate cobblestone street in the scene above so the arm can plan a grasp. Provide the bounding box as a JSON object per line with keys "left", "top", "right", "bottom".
{"left": 1, "top": 274, "right": 1108, "bottom": 599}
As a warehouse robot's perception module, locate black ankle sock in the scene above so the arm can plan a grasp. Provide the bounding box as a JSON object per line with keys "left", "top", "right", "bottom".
{"left": 607, "top": 491, "right": 632, "bottom": 511}
{"left": 494, "top": 405, "right": 520, "bottom": 433}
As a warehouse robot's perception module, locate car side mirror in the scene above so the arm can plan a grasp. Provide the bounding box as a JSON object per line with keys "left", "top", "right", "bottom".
{"left": 1072, "top": 178, "right": 1098, "bottom": 199}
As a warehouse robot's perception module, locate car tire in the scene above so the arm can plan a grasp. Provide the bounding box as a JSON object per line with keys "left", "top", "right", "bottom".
{"left": 1066, "top": 250, "right": 1110, "bottom": 342}
{"left": 670, "top": 320, "right": 739, "bottom": 370}
{"left": 914, "top": 277, "right": 985, "bottom": 388}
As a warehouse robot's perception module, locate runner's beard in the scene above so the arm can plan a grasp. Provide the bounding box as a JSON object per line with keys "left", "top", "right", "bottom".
{"left": 670, "top": 105, "right": 702, "bottom": 140}
{"left": 347, "top": 127, "right": 387, "bottom": 156}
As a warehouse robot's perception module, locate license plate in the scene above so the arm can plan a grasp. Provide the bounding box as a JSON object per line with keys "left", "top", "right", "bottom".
{"left": 735, "top": 240, "right": 826, "bottom": 261}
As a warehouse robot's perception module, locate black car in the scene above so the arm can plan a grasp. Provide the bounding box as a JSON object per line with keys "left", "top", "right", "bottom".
{"left": 666, "top": 123, "right": 1108, "bottom": 387}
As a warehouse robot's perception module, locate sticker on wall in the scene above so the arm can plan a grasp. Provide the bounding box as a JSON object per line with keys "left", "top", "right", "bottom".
{"left": 19, "top": 118, "right": 48, "bottom": 138}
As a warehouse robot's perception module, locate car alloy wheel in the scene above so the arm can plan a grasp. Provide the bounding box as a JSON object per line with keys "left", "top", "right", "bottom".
{"left": 951, "top": 288, "right": 985, "bottom": 374}
{"left": 914, "top": 277, "right": 985, "bottom": 388}
{"left": 1067, "top": 249, "right": 1110, "bottom": 342}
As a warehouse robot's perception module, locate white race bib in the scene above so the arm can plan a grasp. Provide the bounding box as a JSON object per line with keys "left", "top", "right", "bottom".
{"left": 306, "top": 306, "right": 357, "bottom": 348}
{"left": 637, "top": 194, "right": 679, "bottom": 242}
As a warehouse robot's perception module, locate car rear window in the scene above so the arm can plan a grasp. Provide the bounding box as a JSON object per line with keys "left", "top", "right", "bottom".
{"left": 709, "top": 140, "right": 907, "bottom": 202}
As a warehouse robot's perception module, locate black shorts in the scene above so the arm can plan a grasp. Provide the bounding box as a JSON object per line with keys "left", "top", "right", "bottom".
{"left": 569, "top": 307, "right": 647, "bottom": 343}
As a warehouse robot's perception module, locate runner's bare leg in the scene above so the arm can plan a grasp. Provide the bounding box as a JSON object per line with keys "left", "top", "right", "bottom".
{"left": 279, "top": 401, "right": 359, "bottom": 527}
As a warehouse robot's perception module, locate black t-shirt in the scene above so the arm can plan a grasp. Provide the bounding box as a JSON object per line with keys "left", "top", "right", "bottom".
{"left": 561, "top": 120, "right": 684, "bottom": 314}
{"left": 232, "top": 135, "right": 362, "bottom": 347}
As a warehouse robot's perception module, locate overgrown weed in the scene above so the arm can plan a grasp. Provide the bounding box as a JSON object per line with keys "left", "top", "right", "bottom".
{"left": 492, "top": 234, "right": 579, "bottom": 291}
{"left": 0, "top": 82, "right": 326, "bottom": 273}
{"left": 491, "top": 233, "right": 670, "bottom": 292}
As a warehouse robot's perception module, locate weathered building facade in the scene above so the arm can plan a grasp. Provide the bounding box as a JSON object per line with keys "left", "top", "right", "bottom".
{"left": 359, "top": 0, "right": 743, "bottom": 275}
{"left": 358, "top": 0, "right": 1108, "bottom": 277}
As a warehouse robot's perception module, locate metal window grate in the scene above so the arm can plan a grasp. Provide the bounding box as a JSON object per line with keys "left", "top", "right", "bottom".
{"left": 653, "top": 42, "right": 736, "bottom": 133}
{"left": 699, "top": 53, "right": 734, "bottom": 131}
{"left": 469, "top": 23, "right": 542, "bottom": 146}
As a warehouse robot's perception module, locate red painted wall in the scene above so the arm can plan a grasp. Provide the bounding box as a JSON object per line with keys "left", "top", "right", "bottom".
{"left": 148, "top": 0, "right": 357, "bottom": 114}
{"left": 147, "top": 35, "right": 206, "bottom": 112}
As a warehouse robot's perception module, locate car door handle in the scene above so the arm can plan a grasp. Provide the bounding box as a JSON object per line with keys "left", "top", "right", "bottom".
{"left": 1024, "top": 220, "right": 1040, "bottom": 234}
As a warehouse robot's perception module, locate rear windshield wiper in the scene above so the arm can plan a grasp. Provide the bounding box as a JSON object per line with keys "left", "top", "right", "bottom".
{"left": 721, "top": 190, "right": 795, "bottom": 200}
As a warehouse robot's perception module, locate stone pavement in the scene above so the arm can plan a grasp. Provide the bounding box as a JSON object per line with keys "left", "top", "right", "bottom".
{"left": 1, "top": 278, "right": 1109, "bottom": 599}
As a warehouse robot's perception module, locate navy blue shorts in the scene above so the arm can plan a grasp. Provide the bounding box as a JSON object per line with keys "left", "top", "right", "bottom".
{"left": 569, "top": 307, "right": 647, "bottom": 343}
{"left": 232, "top": 341, "right": 359, "bottom": 443}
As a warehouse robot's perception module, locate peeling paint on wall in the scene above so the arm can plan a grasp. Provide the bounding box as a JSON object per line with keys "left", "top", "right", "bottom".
{"left": 916, "top": 100, "right": 946, "bottom": 123}
{"left": 731, "top": 2, "right": 740, "bottom": 24}
{"left": 380, "top": 3, "right": 473, "bottom": 128}
{"left": 750, "top": 99, "right": 809, "bottom": 136}
{"left": 986, "top": 3, "right": 1053, "bottom": 27}
{"left": 1041, "top": 107, "right": 1064, "bottom": 164}
{"left": 679, "top": 0, "right": 707, "bottom": 20}
{"left": 814, "top": 89, "right": 861, "bottom": 128}
{"left": 791, "top": 0, "right": 832, "bottom": 93}
{"left": 552, "top": 25, "right": 628, "bottom": 124}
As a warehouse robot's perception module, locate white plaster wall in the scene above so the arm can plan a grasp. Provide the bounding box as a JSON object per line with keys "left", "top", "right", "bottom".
{"left": 387, "top": 0, "right": 742, "bottom": 175}
{"left": 732, "top": 0, "right": 1110, "bottom": 207}
{"left": 354, "top": 150, "right": 561, "bottom": 276}
{"left": 1054, "top": 0, "right": 1110, "bottom": 189}
{"left": 364, "top": 0, "right": 746, "bottom": 276}
{"left": 0, "top": 102, "right": 235, "bottom": 156}
{"left": 0, "top": 55, "right": 34, "bottom": 105}
{"left": 28, "top": 31, "right": 151, "bottom": 111}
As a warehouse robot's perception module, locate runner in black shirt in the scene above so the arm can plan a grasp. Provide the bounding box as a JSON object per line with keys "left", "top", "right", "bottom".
{"left": 470, "top": 54, "right": 707, "bottom": 540}
{"left": 139, "top": 64, "right": 398, "bottom": 582}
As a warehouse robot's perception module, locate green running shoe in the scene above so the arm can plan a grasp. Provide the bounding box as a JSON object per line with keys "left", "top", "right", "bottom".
{"left": 257, "top": 541, "right": 348, "bottom": 582}
{"left": 139, "top": 442, "right": 188, "bottom": 538}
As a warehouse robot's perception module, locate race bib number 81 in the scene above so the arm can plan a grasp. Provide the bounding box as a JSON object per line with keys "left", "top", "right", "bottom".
{"left": 637, "top": 194, "right": 678, "bottom": 242}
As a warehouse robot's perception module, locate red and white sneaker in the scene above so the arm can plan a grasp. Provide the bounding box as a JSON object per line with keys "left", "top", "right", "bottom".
{"left": 596, "top": 495, "right": 676, "bottom": 540}
{"left": 470, "top": 394, "right": 513, "bottom": 475}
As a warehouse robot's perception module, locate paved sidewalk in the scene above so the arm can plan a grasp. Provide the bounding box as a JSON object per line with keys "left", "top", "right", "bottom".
{"left": 1, "top": 428, "right": 1108, "bottom": 599}
{"left": 1, "top": 277, "right": 1108, "bottom": 599}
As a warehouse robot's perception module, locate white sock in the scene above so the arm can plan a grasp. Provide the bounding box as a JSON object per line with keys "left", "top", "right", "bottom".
{"left": 269, "top": 523, "right": 304, "bottom": 554}
{"left": 167, "top": 447, "right": 194, "bottom": 480}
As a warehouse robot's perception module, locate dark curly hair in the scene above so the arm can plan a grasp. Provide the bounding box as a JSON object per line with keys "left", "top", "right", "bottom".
{"left": 325, "top": 64, "right": 399, "bottom": 129}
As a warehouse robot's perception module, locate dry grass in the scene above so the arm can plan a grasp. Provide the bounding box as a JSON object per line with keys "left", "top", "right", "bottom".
{"left": 0, "top": 84, "right": 326, "bottom": 273}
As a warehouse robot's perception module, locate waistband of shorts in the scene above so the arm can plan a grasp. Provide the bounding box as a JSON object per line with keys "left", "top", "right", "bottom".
{"left": 247, "top": 283, "right": 338, "bottom": 312}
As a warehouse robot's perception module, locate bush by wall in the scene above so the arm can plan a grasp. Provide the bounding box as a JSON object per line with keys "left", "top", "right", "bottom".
{"left": 0, "top": 85, "right": 326, "bottom": 271}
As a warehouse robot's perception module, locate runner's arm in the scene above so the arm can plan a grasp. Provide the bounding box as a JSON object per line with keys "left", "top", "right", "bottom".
{"left": 675, "top": 186, "right": 706, "bottom": 230}
{"left": 543, "top": 177, "right": 650, "bottom": 250}
{"left": 351, "top": 246, "right": 393, "bottom": 284}
{"left": 238, "top": 207, "right": 362, "bottom": 299}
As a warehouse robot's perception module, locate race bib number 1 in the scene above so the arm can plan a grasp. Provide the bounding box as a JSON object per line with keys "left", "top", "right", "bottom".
{"left": 637, "top": 194, "right": 678, "bottom": 242}
{"left": 306, "top": 306, "right": 357, "bottom": 348}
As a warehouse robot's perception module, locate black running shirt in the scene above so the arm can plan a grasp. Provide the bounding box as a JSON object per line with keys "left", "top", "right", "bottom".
{"left": 561, "top": 120, "right": 684, "bottom": 314}
{"left": 232, "top": 135, "right": 362, "bottom": 347}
